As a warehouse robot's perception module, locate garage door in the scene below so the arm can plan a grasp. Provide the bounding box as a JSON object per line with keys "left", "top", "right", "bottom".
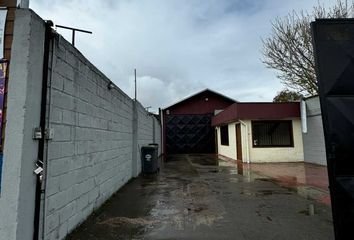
{"left": 166, "top": 114, "right": 215, "bottom": 154}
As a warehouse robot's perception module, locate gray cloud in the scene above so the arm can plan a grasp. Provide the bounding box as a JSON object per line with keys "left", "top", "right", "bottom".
{"left": 30, "top": 0, "right": 337, "bottom": 111}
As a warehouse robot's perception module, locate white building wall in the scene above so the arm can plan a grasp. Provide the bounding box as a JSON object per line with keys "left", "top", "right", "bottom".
{"left": 240, "top": 122, "right": 250, "bottom": 163}
{"left": 216, "top": 124, "right": 237, "bottom": 160}
{"left": 302, "top": 96, "right": 327, "bottom": 166}
{"left": 247, "top": 119, "right": 304, "bottom": 163}
{"left": 216, "top": 118, "right": 304, "bottom": 163}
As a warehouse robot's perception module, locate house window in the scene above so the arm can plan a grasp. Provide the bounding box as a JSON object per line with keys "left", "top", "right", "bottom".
{"left": 220, "top": 125, "right": 229, "bottom": 146}
{"left": 252, "top": 120, "right": 293, "bottom": 147}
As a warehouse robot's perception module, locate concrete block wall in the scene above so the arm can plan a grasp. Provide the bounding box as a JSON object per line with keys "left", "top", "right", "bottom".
{"left": 153, "top": 116, "right": 162, "bottom": 156}
{"left": 43, "top": 33, "right": 161, "bottom": 239}
{"left": 136, "top": 103, "right": 155, "bottom": 171}
{"left": 43, "top": 34, "right": 126, "bottom": 239}
{"left": 0, "top": 9, "right": 161, "bottom": 240}
{"left": 303, "top": 96, "right": 327, "bottom": 166}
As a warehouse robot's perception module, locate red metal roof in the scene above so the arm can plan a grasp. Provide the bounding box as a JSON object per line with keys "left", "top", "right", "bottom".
{"left": 211, "top": 102, "right": 300, "bottom": 126}
{"left": 163, "top": 89, "right": 236, "bottom": 115}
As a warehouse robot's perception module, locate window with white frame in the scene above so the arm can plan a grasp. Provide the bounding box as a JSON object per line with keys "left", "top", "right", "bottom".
{"left": 252, "top": 120, "right": 293, "bottom": 147}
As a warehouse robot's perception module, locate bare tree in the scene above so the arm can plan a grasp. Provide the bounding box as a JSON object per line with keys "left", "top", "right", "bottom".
{"left": 273, "top": 89, "right": 303, "bottom": 102}
{"left": 262, "top": 0, "right": 354, "bottom": 96}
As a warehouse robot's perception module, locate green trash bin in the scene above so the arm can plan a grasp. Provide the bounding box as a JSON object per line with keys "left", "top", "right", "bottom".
{"left": 141, "top": 144, "right": 159, "bottom": 173}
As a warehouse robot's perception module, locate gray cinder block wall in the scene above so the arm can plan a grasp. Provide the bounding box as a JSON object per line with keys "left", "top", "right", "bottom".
{"left": 0, "top": 9, "right": 161, "bottom": 240}
{"left": 137, "top": 104, "right": 159, "bottom": 172}
{"left": 43, "top": 28, "right": 160, "bottom": 240}
{"left": 302, "top": 96, "right": 327, "bottom": 166}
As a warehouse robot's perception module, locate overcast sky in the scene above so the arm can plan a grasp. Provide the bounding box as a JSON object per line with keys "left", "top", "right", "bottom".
{"left": 30, "top": 0, "right": 336, "bottom": 111}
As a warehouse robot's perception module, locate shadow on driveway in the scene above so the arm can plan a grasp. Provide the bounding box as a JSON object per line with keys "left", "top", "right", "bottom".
{"left": 67, "top": 154, "right": 334, "bottom": 240}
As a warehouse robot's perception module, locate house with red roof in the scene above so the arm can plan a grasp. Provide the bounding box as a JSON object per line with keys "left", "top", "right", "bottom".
{"left": 211, "top": 102, "right": 304, "bottom": 163}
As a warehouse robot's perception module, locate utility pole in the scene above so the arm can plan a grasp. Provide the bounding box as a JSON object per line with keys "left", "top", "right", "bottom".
{"left": 134, "top": 68, "right": 137, "bottom": 101}
{"left": 132, "top": 68, "right": 138, "bottom": 177}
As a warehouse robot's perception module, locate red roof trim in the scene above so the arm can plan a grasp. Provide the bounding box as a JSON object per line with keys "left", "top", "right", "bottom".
{"left": 211, "top": 102, "right": 301, "bottom": 126}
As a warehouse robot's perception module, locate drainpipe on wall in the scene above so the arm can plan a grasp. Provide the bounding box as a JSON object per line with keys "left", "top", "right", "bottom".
{"left": 33, "top": 20, "right": 53, "bottom": 240}
{"left": 238, "top": 120, "right": 250, "bottom": 164}
{"left": 300, "top": 99, "right": 308, "bottom": 133}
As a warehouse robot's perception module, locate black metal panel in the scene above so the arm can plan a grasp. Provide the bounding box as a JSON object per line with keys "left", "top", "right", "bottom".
{"left": 312, "top": 19, "right": 354, "bottom": 239}
{"left": 166, "top": 114, "right": 215, "bottom": 154}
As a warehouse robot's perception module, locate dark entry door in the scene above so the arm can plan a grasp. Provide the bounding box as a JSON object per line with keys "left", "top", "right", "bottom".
{"left": 166, "top": 114, "right": 215, "bottom": 154}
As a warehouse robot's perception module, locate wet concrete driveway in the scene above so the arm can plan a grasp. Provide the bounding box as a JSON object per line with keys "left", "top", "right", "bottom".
{"left": 67, "top": 155, "right": 334, "bottom": 240}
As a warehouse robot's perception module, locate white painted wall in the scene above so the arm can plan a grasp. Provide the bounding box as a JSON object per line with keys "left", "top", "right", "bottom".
{"left": 216, "top": 124, "right": 237, "bottom": 160}
{"left": 0, "top": 9, "right": 45, "bottom": 240}
{"left": 302, "top": 96, "right": 327, "bottom": 166}
{"left": 247, "top": 119, "right": 304, "bottom": 163}
{"left": 240, "top": 122, "right": 250, "bottom": 163}
{"left": 216, "top": 118, "right": 304, "bottom": 163}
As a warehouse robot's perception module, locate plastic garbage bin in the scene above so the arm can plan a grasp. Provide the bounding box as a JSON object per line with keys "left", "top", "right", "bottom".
{"left": 141, "top": 144, "right": 159, "bottom": 173}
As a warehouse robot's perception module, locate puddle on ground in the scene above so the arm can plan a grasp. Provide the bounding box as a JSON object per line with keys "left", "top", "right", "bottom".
{"left": 256, "top": 189, "right": 293, "bottom": 196}
{"left": 150, "top": 207, "right": 179, "bottom": 218}
{"left": 147, "top": 181, "right": 226, "bottom": 231}
{"left": 188, "top": 155, "right": 219, "bottom": 166}
{"left": 228, "top": 177, "right": 240, "bottom": 183}
{"left": 140, "top": 182, "right": 168, "bottom": 188}
{"left": 296, "top": 186, "right": 331, "bottom": 204}
{"left": 229, "top": 169, "right": 238, "bottom": 175}
{"left": 175, "top": 155, "right": 330, "bottom": 206}
{"left": 218, "top": 161, "right": 235, "bottom": 167}
{"left": 240, "top": 188, "right": 293, "bottom": 197}
{"left": 98, "top": 217, "right": 159, "bottom": 228}
{"left": 255, "top": 178, "right": 276, "bottom": 183}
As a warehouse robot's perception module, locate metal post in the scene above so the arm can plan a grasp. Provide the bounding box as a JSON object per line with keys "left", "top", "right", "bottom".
{"left": 134, "top": 68, "right": 137, "bottom": 101}
{"left": 55, "top": 25, "right": 92, "bottom": 46}
{"left": 72, "top": 30, "right": 75, "bottom": 46}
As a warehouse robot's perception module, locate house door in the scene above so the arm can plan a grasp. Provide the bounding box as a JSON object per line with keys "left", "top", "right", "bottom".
{"left": 215, "top": 129, "right": 218, "bottom": 154}
{"left": 236, "top": 123, "right": 242, "bottom": 160}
